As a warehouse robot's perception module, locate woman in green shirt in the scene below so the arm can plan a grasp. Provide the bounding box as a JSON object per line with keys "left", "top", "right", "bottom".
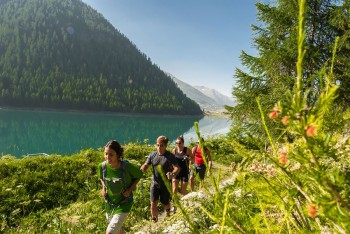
{"left": 98, "top": 140, "right": 143, "bottom": 234}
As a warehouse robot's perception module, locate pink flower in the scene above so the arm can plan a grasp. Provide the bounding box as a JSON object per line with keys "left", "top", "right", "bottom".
{"left": 269, "top": 111, "right": 279, "bottom": 120}
{"left": 305, "top": 125, "right": 317, "bottom": 137}
{"left": 281, "top": 116, "right": 288, "bottom": 126}
{"left": 279, "top": 152, "right": 288, "bottom": 164}
{"left": 269, "top": 106, "right": 280, "bottom": 120}
{"left": 308, "top": 205, "right": 317, "bottom": 218}
{"left": 279, "top": 148, "right": 288, "bottom": 164}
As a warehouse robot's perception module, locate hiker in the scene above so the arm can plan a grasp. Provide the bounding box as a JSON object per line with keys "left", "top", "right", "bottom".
{"left": 172, "top": 135, "right": 193, "bottom": 196}
{"left": 98, "top": 140, "right": 143, "bottom": 234}
{"left": 140, "top": 136, "right": 180, "bottom": 222}
{"left": 190, "top": 138, "right": 212, "bottom": 191}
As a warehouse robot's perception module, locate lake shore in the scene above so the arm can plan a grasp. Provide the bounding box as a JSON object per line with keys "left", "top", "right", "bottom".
{"left": 0, "top": 106, "right": 204, "bottom": 118}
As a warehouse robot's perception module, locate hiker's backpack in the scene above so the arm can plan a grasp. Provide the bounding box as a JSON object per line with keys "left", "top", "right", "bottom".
{"left": 101, "top": 160, "right": 127, "bottom": 188}
{"left": 175, "top": 147, "right": 188, "bottom": 160}
{"left": 101, "top": 160, "right": 131, "bottom": 207}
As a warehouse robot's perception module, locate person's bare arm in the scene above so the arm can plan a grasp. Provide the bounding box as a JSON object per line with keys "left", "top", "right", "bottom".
{"left": 191, "top": 148, "right": 196, "bottom": 164}
{"left": 187, "top": 148, "right": 194, "bottom": 164}
{"left": 123, "top": 179, "right": 140, "bottom": 197}
{"left": 206, "top": 149, "right": 212, "bottom": 169}
{"left": 100, "top": 179, "right": 107, "bottom": 197}
{"left": 140, "top": 163, "right": 149, "bottom": 172}
{"left": 172, "top": 164, "right": 180, "bottom": 175}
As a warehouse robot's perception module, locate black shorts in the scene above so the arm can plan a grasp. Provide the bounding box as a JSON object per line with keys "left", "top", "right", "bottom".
{"left": 190, "top": 164, "right": 206, "bottom": 180}
{"left": 175, "top": 171, "right": 189, "bottom": 182}
{"left": 175, "top": 161, "right": 189, "bottom": 182}
{"left": 150, "top": 183, "right": 171, "bottom": 205}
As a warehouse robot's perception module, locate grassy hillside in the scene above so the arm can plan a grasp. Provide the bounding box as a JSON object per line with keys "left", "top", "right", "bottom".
{"left": 1, "top": 132, "right": 349, "bottom": 233}
{"left": 0, "top": 139, "right": 239, "bottom": 233}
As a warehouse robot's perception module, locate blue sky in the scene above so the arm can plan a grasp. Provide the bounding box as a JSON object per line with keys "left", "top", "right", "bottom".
{"left": 81, "top": 0, "right": 259, "bottom": 97}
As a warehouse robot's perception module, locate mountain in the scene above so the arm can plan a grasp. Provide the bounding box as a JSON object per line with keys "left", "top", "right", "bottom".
{"left": 169, "top": 74, "right": 235, "bottom": 113}
{"left": 194, "top": 86, "right": 235, "bottom": 106}
{"left": 0, "top": 0, "right": 202, "bottom": 115}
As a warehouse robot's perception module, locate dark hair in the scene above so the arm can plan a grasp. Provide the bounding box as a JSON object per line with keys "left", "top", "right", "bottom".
{"left": 105, "top": 140, "right": 124, "bottom": 159}
{"left": 157, "top": 135, "right": 169, "bottom": 145}
{"left": 176, "top": 135, "right": 184, "bottom": 143}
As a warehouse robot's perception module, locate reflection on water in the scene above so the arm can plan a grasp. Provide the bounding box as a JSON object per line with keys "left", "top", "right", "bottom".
{"left": 182, "top": 116, "right": 232, "bottom": 142}
{"left": 0, "top": 109, "right": 200, "bottom": 157}
{"left": 0, "top": 109, "right": 231, "bottom": 157}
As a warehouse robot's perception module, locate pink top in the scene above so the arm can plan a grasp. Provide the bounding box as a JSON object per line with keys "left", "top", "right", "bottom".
{"left": 194, "top": 146, "right": 205, "bottom": 165}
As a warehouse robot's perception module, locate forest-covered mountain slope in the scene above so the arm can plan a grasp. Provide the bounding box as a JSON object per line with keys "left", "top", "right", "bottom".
{"left": 0, "top": 0, "right": 202, "bottom": 115}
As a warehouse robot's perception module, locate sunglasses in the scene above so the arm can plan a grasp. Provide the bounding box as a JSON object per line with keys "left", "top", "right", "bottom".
{"left": 155, "top": 143, "right": 165, "bottom": 148}
{"left": 175, "top": 142, "right": 182, "bottom": 145}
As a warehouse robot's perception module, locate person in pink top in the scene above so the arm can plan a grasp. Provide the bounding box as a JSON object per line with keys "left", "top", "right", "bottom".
{"left": 190, "top": 138, "right": 212, "bottom": 191}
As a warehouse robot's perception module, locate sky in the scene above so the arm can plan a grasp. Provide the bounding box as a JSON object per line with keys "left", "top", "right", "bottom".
{"left": 81, "top": 0, "right": 259, "bottom": 97}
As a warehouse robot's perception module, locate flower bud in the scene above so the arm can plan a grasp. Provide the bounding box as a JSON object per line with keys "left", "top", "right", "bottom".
{"left": 279, "top": 154, "right": 288, "bottom": 164}
{"left": 273, "top": 107, "right": 280, "bottom": 112}
{"left": 279, "top": 149, "right": 288, "bottom": 164}
{"left": 305, "top": 125, "right": 317, "bottom": 137}
{"left": 281, "top": 116, "right": 288, "bottom": 126}
{"left": 308, "top": 204, "right": 317, "bottom": 218}
{"left": 269, "top": 111, "right": 279, "bottom": 119}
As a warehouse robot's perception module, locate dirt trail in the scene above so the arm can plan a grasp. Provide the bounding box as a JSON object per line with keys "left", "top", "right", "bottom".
{"left": 133, "top": 161, "right": 236, "bottom": 234}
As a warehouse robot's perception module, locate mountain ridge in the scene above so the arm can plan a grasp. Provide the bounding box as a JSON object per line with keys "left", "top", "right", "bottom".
{"left": 0, "top": 0, "right": 202, "bottom": 115}
{"left": 194, "top": 85, "right": 235, "bottom": 106}
{"left": 169, "top": 73, "right": 235, "bottom": 113}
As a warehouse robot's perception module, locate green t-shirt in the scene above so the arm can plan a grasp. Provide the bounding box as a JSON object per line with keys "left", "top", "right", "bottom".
{"left": 98, "top": 161, "right": 143, "bottom": 214}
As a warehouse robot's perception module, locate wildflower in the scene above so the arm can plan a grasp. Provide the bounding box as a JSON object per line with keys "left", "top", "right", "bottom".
{"left": 281, "top": 116, "right": 288, "bottom": 125}
{"left": 279, "top": 149, "right": 288, "bottom": 164}
{"left": 268, "top": 106, "right": 281, "bottom": 119}
{"left": 305, "top": 125, "right": 317, "bottom": 137}
{"left": 266, "top": 164, "right": 277, "bottom": 177}
{"left": 279, "top": 154, "right": 288, "bottom": 164}
{"left": 234, "top": 189, "right": 242, "bottom": 197}
{"left": 308, "top": 204, "right": 317, "bottom": 218}
{"left": 289, "top": 162, "right": 301, "bottom": 171}
{"left": 5, "top": 188, "right": 12, "bottom": 192}
{"left": 269, "top": 111, "right": 279, "bottom": 119}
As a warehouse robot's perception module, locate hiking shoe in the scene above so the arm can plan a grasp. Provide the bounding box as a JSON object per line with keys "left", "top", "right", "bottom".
{"left": 151, "top": 216, "right": 158, "bottom": 223}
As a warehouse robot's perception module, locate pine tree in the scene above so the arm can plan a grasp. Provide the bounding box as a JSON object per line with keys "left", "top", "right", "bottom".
{"left": 226, "top": 0, "right": 350, "bottom": 143}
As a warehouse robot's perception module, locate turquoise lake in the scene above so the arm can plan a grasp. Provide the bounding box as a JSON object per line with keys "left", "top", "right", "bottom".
{"left": 0, "top": 108, "right": 232, "bottom": 157}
